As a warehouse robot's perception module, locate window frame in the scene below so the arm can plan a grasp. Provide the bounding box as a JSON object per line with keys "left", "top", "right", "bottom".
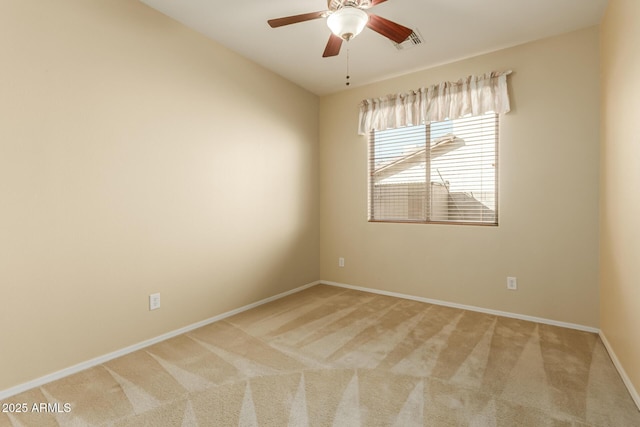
{"left": 367, "top": 113, "right": 499, "bottom": 226}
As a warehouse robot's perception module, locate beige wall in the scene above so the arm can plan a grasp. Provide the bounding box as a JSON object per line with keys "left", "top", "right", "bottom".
{"left": 600, "top": 0, "right": 640, "bottom": 401}
{"left": 320, "top": 27, "right": 601, "bottom": 327}
{"left": 1, "top": 0, "right": 620, "bottom": 397}
{"left": 0, "top": 0, "right": 319, "bottom": 391}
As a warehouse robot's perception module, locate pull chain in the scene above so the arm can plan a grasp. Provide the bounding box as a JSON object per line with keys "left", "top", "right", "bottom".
{"left": 345, "top": 48, "right": 350, "bottom": 86}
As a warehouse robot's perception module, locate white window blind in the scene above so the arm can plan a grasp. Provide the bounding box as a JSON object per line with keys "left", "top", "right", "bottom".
{"left": 369, "top": 112, "right": 498, "bottom": 225}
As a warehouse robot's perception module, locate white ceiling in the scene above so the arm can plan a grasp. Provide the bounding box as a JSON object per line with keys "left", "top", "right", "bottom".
{"left": 139, "top": 0, "right": 607, "bottom": 95}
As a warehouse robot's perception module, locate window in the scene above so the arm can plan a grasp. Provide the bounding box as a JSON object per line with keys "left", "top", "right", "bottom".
{"left": 368, "top": 112, "right": 498, "bottom": 225}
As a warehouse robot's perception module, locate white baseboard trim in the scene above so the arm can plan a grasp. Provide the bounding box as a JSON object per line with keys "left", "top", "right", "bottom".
{"left": 321, "top": 280, "right": 600, "bottom": 333}
{"left": 599, "top": 331, "right": 640, "bottom": 411}
{"left": 0, "top": 280, "right": 321, "bottom": 401}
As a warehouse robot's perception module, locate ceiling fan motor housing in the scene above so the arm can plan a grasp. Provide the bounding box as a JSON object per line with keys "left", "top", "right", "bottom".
{"left": 329, "top": 0, "right": 373, "bottom": 11}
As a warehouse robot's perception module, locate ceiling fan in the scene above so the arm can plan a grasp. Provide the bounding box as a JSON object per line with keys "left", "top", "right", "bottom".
{"left": 268, "top": 0, "right": 413, "bottom": 57}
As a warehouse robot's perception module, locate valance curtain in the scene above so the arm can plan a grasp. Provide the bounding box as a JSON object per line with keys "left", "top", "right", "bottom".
{"left": 358, "top": 70, "right": 512, "bottom": 135}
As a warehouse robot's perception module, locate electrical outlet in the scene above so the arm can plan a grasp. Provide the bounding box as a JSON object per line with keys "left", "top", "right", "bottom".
{"left": 149, "top": 293, "right": 161, "bottom": 310}
{"left": 507, "top": 277, "right": 517, "bottom": 290}
{"left": 338, "top": 257, "right": 345, "bottom": 268}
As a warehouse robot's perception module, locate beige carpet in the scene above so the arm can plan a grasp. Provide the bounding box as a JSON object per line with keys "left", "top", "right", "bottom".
{"left": 1, "top": 284, "right": 639, "bottom": 426}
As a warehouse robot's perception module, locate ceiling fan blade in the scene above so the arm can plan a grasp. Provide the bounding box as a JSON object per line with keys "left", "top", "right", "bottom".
{"left": 366, "top": 14, "right": 413, "bottom": 44}
{"left": 322, "top": 34, "right": 343, "bottom": 57}
{"left": 371, "top": 0, "right": 389, "bottom": 5}
{"left": 268, "top": 11, "right": 326, "bottom": 28}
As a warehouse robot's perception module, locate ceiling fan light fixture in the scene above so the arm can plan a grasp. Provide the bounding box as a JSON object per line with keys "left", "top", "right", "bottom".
{"left": 327, "top": 7, "right": 369, "bottom": 41}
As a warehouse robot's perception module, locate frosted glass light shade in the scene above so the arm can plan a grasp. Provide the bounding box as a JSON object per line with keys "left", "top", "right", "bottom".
{"left": 327, "top": 7, "right": 369, "bottom": 41}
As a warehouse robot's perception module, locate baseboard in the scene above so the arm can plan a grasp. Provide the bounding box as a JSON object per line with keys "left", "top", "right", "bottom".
{"left": 599, "top": 331, "right": 640, "bottom": 411}
{"left": 321, "top": 280, "right": 600, "bottom": 333}
{"left": 0, "top": 280, "right": 321, "bottom": 401}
